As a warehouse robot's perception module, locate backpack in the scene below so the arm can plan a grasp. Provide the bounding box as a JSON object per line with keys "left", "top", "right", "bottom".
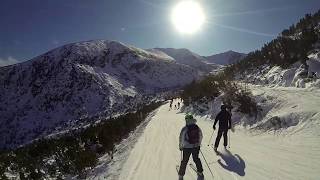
{"left": 186, "top": 124, "right": 200, "bottom": 144}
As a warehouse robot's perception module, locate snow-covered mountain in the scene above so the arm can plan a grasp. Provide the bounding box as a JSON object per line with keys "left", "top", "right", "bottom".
{"left": 227, "top": 11, "right": 320, "bottom": 86}
{"left": 0, "top": 40, "right": 200, "bottom": 149}
{"left": 204, "top": 50, "right": 246, "bottom": 65}
{"left": 149, "top": 48, "right": 221, "bottom": 74}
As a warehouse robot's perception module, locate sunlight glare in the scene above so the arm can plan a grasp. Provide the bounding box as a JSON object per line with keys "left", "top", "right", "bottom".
{"left": 171, "top": 1, "right": 206, "bottom": 34}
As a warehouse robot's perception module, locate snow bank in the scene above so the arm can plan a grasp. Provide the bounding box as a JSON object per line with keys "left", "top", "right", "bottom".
{"left": 239, "top": 52, "right": 320, "bottom": 89}
{"left": 181, "top": 85, "right": 320, "bottom": 135}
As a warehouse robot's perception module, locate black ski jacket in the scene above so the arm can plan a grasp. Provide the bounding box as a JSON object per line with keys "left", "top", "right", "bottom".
{"left": 213, "top": 110, "right": 231, "bottom": 130}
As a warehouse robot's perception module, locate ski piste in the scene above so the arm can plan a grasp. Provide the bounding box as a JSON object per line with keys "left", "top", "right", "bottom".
{"left": 117, "top": 95, "right": 320, "bottom": 180}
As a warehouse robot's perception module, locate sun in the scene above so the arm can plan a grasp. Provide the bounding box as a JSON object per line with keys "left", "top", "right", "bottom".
{"left": 171, "top": 1, "right": 206, "bottom": 34}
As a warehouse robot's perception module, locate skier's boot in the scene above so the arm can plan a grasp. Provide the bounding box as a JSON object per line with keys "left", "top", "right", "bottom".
{"left": 214, "top": 146, "right": 220, "bottom": 155}
{"left": 214, "top": 146, "right": 217, "bottom": 152}
{"left": 197, "top": 172, "right": 204, "bottom": 180}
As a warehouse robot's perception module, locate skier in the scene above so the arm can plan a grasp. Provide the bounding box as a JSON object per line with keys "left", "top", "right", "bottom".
{"left": 177, "top": 102, "right": 181, "bottom": 109}
{"left": 169, "top": 99, "right": 173, "bottom": 111}
{"left": 178, "top": 114, "right": 204, "bottom": 180}
{"left": 213, "top": 105, "right": 232, "bottom": 152}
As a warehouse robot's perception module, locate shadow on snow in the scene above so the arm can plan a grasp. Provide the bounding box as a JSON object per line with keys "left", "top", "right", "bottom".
{"left": 217, "top": 149, "right": 246, "bottom": 176}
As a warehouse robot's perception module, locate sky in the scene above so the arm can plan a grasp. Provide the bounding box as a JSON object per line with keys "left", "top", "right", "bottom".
{"left": 0, "top": 0, "right": 319, "bottom": 65}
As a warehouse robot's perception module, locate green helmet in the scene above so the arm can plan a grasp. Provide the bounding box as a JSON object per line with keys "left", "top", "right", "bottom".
{"left": 185, "top": 114, "right": 196, "bottom": 125}
{"left": 185, "top": 114, "right": 193, "bottom": 120}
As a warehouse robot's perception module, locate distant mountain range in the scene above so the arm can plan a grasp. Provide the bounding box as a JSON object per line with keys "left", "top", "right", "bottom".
{"left": 150, "top": 48, "right": 219, "bottom": 74}
{"left": 203, "top": 50, "right": 247, "bottom": 65}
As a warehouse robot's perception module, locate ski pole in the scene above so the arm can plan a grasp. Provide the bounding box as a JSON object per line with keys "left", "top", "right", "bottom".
{"left": 228, "top": 131, "right": 231, "bottom": 149}
{"left": 200, "top": 149, "right": 214, "bottom": 179}
{"left": 207, "top": 130, "right": 214, "bottom": 146}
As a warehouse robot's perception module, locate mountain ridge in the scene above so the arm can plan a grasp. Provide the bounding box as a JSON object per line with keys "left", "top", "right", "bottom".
{"left": 203, "top": 50, "right": 247, "bottom": 65}
{"left": 0, "top": 40, "right": 202, "bottom": 149}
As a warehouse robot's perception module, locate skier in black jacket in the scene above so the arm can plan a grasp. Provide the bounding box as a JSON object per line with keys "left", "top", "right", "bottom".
{"left": 213, "top": 105, "right": 232, "bottom": 151}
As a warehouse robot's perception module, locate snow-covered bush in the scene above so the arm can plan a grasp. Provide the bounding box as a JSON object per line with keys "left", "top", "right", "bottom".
{"left": 181, "top": 74, "right": 258, "bottom": 117}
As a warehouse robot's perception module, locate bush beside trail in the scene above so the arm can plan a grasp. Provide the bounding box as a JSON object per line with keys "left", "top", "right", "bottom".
{"left": 181, "top": 73, "right": 258, "bottom": 117}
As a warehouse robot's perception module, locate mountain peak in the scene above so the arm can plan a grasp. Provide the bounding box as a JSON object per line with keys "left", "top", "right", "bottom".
{"left": 150, "top": 48, "right": 221, "bottom": 73}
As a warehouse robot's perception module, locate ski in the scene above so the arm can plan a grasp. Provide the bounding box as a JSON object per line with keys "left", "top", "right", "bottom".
{"left": 215, "top": 150, "right": 220, "bottom": 156}
{"left": 189, "top": 164, "right": 205, "bottom": 180}
{"left": 176, "top": 165, "right": 180, "bottom": 174}
{"left": 209, "top": 145, "right": 221, "bottom": 155}
{"left": 189, "top": 163, "right": 197, "bottom": 173}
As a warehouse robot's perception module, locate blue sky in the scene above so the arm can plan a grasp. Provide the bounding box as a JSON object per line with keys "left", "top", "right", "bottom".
{"left": 0, "top": 0, "right": 319, "bottom": 64}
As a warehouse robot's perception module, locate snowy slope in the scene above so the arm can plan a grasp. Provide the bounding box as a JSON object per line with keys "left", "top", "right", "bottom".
{"left": 0, "top": 40, "right": 199, "bottom": 149}
{"left": 150, "top": 48, "right": 221, "bottom": 74}
{"left": 91, "top": 85, "right": 320, "bottom": 180}
{"left": 204, "top": 50, "right": 246, "bottom": 65}
{"left": 238, "top": 52, "right": 320, "bottom": 88}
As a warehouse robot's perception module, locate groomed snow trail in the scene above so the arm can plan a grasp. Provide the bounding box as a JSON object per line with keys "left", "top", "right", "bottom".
{"left": 118, "top": 94, "right": 320, "bottom": 179}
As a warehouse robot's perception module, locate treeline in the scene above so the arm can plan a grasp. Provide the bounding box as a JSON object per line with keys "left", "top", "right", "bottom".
{"left": 0, "top": 102, "right": 162, "bottom": 180}
{"left": 225, "top": 10, "right": 320, "bottom": 77}
{"left": 181, "top": 73, "right": 258, "bottom": 116}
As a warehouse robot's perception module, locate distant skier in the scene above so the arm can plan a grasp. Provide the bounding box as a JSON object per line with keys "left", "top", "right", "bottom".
{"left": 177, "top": 102, "right": 181, "bottom": 109}
{"left": 169, "top": 100, "right": 173, "bottom": 110}
{"left": 178, "top": 114, "right": 204, "bottom": 180}
{"left": 213, "top": 105, "right": 232, "bottom": 152}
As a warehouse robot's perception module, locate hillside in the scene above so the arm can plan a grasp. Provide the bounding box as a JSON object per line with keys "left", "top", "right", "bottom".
{"left": 226, "top": 10, "right": 320, "bottom": 88}
{"left": 238, "top": 51, "right": 320, "bottom": 88}
{"left": 0, "top": 40, "right": 200, "bottom": 149}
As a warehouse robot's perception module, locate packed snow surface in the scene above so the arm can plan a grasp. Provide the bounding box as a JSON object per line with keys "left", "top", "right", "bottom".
{"left": 92, "top": 85, "right": 320, "bottom": 180}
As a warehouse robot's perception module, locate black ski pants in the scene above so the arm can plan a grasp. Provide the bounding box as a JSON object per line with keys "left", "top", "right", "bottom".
{"left": 178, "top": 147, "right": 203, "bottom": 176}
{"left": 214, "top": 129, "right": 228, "bottom": 148}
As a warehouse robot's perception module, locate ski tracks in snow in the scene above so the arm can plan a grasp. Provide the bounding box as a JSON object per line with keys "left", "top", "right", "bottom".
{"left": 117, "top": 98, "right": 320, "bottom": 180}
